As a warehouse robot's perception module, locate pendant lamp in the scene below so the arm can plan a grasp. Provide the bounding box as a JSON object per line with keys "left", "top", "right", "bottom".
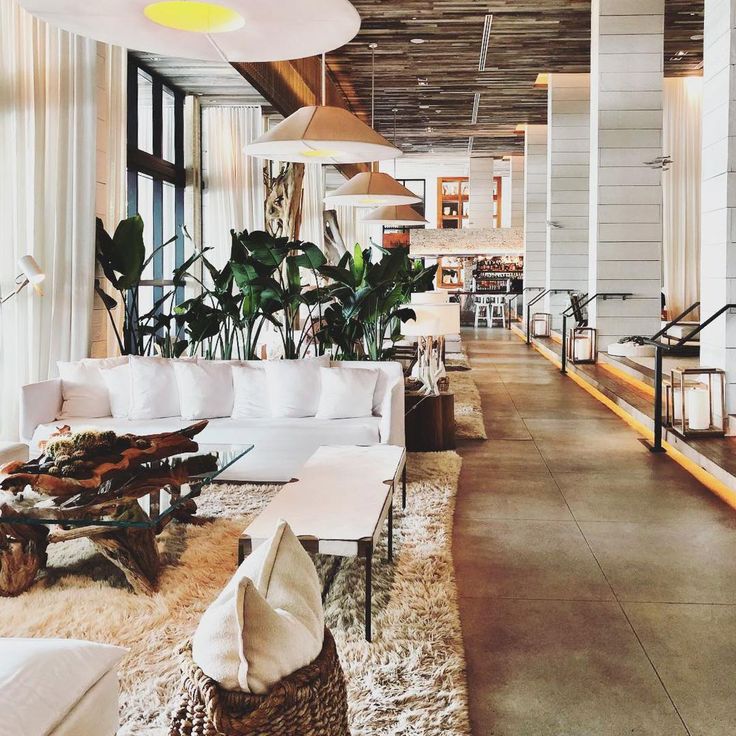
{"left": 17, "top": 0, "right": 360, "bottom": 62}
{"left": 325, "top": 44, "right": 420, "bottom": 206}
{"left": 247, "top": 53, "right": 401, "bottom": 165}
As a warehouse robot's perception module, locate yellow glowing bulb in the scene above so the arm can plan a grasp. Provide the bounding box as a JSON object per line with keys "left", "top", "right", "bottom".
{"left": 144, "top": 1, "right": 245, "bottom": 33}
{"left": 302, "top": 149, "right": 341, "bottom": 158}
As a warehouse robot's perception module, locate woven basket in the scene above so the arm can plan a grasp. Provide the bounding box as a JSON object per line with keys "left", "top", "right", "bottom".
{"left": 169, "top": 628, "right": 350, "bottom": 736}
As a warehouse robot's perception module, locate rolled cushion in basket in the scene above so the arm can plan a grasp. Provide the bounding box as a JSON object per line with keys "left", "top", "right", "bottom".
{"left": 192, "top": 519, "right": 324, "bottom": 694}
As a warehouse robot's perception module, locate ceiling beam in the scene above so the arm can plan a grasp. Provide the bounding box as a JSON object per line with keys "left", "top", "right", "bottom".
{"left": 231, "top": 57, "right": 371, "bottom": 180}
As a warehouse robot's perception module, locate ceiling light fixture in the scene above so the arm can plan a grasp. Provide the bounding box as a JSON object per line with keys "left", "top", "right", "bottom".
{"left": 247, "top": 51, "right": 402, "bottom": 165}
{"left": 478, "top": 14, "right": 493, "bottom": 71}
{"left": 17, "top": 0, "right": 359, "bottom": 62}
{"left": 470, "top": 92, "right": 480, "bottom": 124}
{"left": 325, "top": 45, "right": 419, "bottom": 206}
{"left": 410, "top": 37, "right": 426, "bottom": 44}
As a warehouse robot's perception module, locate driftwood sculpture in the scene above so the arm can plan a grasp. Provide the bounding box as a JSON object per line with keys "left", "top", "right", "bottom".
{"left": 264, "top": 161, "right": 304, "bottom": 239}
{"left": 0, "top": 421, "right": 215, "bottom": 596}
{"left": 323, "top": 209, "right": 349, "bottom": 265}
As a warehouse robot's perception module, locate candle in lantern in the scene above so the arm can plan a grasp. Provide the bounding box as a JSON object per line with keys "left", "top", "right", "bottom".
{"left": 574, "top": 334, "right": 591, "bottom": 362}
{"left": 686, "top": 387, "right": 710, "bottom": 431}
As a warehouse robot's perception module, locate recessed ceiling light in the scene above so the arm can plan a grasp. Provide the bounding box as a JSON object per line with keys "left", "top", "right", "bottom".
{"left": 419, "top": 104, "right": 430, "bottom": 109}
{"left": 691, "top": 33, "right": 704, "bottom": 40}
{"left": 410, "top": 38, "right": 426, "bottom": 44}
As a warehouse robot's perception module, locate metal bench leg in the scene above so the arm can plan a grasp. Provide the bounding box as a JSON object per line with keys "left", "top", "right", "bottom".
{"left": 365, "top": 548, "right": 373, "bottom": 642}
{"left": 402, "top": 465, "right": 407, "bottom": 509}
{"left": 387, "top": 502, "right": 393, "bottom": 562}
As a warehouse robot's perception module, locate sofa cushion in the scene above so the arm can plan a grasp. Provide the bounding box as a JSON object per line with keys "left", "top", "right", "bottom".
{"left": 128, "top": 356, "right": 186, "bottom": 420}
{"left": 0, "top": 638, "right": 125, "bottom": 736}
{"left": 100, "top": 361, "right": 131, "bottom": 418}
{"left": 231, "top": 364, "right": 269, "bottom": 419}
{"left": 265, "top": 356, "right": 329, "bottom": 418}
{"left": 192, "top": 520, "right": 323, "bottom": 694}
{"left": 316, "top": 366, "right": 379, "bottom": 420}
{"left": 174, "top": 360, "right": 234, "bottom": 419}
{"left": 57, "top": 358, "right": 126, "bottom": 418}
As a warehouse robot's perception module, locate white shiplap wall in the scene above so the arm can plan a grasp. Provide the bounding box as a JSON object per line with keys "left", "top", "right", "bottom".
{"left": 510, "top": 155, "right": 525, "bottom": 228}
{"left": 588, "top": 0, "right": 664, "bottom": 347}
{"left": 700, "top": 0, "right": 736, "bottom": 416}
{"left": 546, "top": 73, "right": 591, "bottom": 329}
{"left": 468, "top": 157, "right": 495, "bottom": 228}
{"left": 524, "top": 125, "right": 548, "bottom": 316}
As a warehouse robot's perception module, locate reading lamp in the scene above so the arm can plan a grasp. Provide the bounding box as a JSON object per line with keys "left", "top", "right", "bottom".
{"left": 0, "top": 256, "right": 45, "bottom": 304}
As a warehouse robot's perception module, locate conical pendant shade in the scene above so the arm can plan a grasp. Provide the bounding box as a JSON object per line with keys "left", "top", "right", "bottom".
{"left": 361, "top": 204, "right": 428, "bottom": 225}
{"left": 325, "top": 172, "right": 421, "bottom": 206}
{"left": 246, "top": 106, "right": 401, "bottom": 164}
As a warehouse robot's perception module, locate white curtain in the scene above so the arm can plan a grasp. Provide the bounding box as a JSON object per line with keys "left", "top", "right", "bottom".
{"left": 202, "top": 105, "right": 265, "bottom": 268}
{"left": 663, "top": 76, "right": 702, "bottom": 318}
{"left": 0, "top": 0, "right": 97, "bottom": 440}
{"left": 300, "top": 163, "right": 325, "bottom": 248}
{"left": 334, "top": 204, "right": 370, "bottom": 254}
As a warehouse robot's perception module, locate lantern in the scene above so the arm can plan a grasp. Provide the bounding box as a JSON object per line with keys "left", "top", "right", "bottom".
{"left": 531, "top": 312, "right": 552, "bottom": 338}
{"left": 567, "top": 327, "right": 597, "bottom": 364}
{"left": 669, "top": 367, "right": 726, "bottom": 437}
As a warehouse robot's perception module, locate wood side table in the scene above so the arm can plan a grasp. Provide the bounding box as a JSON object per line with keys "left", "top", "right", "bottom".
{"left": 405, "top": 390, "right": 456, "bottom": 452}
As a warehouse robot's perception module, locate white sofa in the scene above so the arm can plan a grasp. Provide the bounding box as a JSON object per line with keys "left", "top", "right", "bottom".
{"left": 20, "top": 358, "right": 405, "bottom": 483}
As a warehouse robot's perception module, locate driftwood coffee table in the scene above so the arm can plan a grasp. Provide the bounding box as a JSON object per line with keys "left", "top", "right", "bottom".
{"left": 0, "top": 421, "right": 252, "bottom": 596}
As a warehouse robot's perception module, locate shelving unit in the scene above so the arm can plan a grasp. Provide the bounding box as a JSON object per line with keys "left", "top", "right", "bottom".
{"left": 437, "top": 176, "right": 469, "bottom": 229}
{"left": 473, "top": 255, "right": 524, "bottom": 293}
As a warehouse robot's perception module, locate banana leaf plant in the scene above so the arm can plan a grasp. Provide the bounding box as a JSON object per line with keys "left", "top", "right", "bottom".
{"left": 317, "top": 244, "right": 438, "bottom": 360}
{"left": 95, "top": 216, "right": 187, "bottom": 356}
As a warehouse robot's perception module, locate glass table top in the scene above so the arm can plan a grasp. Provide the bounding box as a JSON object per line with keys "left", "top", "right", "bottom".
{"left": 0, "top": 443, "right": 254, "bottom": 530}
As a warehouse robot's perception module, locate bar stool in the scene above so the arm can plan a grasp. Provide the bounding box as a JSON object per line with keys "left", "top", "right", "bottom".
{"left": 489, "top": 296, "right": 506, "bottom": 328}
{"left": 474, "top": 295, "right": 491, "bottom": 327}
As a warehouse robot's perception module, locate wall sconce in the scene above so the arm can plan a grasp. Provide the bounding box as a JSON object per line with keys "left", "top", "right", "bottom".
{"left": 1, "top": 256, "right": 45, "bottom": 305}
{"left": 567, "top": 326, "right": 597, "bottom": 364}
{"left": 669, "top": 367, "right": 726, "bottom": 438}
{"left": 531, "top": 312, "right": 551, "bottom": 338}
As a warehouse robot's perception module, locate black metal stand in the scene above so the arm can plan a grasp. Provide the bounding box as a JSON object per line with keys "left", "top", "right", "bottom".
{"left": 365, "top": 549, "right": 373, "bottom": 642}
{"left": 650, "top": 345, "right": 666, "bottom": 453}
{"left": 401, "top": 465, "right": 407, "bottom": 509}
{"left": 387, "top": 502, "right": 393, "bottom": 562}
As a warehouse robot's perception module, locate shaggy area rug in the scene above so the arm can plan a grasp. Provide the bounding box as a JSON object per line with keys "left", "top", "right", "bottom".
{"left": 0, "top": 452, "right": 470, "bottom": 736}
{"left": 447, "top": 357, "right": 487, "bottom": 441}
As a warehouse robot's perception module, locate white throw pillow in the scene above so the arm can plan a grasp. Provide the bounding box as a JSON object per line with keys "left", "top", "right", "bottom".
{"left": 264, "top": 356, "right": 329, "bottom": 418}
{"left": 173, "top": 360, "right": 234, "bottom": 420}
{"left": 57, "top": 360, "right": 116, "bottom": 418}
{"left": 0, "top": 638, "right": 126, "bottom": 736}
{"left": 316, "top": 366, "right": 380, "bottom": 420}
{"left": 231, "top": 364, "right": 270, "bottom": 418}
{"left": 192, "top": 520, "right": 324, "bottom": 694}
{"left": 128, "top": 356, "right": 189, "bottom": 420}
{"left": 100, "top": 361, "right": 131, "bottom": 418}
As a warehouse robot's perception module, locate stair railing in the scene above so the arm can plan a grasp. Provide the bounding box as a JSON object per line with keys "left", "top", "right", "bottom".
{"left": 525, "top": 289, "right": 576, "bottom": 345}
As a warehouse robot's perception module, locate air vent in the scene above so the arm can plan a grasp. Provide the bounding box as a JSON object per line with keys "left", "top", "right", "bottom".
{"left": 478, "top": 14, "right": 493, "bottom": 71}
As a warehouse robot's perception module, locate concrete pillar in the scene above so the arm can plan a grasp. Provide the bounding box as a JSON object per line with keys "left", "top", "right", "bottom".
{"left": 588, "top": 0, "right": 664, "bottom": 349}
{"left": 510, "top": 155, "right": 525, "bottom": 228}
{"left": 700, "top": 0, "right": 736, "bottom": 417}
{"left": 468, "top": 156, "right": 494, "bottom": 228}
{"left": 546, "top": 73, "right": 590, "bottom": 330}
{"left": 524, "top": 124, "right": 548, "bottom": 317}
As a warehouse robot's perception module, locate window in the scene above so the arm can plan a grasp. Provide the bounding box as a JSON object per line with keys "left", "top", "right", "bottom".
{"left": 126, "top": 56, "right": 186, "bottom": 322}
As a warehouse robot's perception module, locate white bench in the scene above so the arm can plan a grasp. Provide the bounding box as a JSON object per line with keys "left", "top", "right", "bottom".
{"left": 239, "top": 444, "right": 407, "bottom": 641}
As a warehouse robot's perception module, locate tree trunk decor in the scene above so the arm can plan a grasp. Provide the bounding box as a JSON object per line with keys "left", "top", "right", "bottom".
{"left": 264, "top": 161, "right": 305, "bottom": 240}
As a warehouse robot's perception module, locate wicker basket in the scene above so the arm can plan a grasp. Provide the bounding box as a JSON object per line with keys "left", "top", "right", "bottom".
{"left": 169, "top": 628, "right": 350, "bottom": 736}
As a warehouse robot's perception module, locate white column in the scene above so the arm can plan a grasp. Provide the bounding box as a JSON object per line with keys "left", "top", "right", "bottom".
{"left": 524, "top": 125, "right": 548, "bottom": 317}
{"left": 701, "top": 0, "right": 736, "bottom": 417}
{"left": 510, "top": 155, "right": 525, "bottom": 228}
{"left": 588, "top": 0, "right": 664, "bottom": 349}
{"left": 546, "top": 73, "right": 590, "bottom": 330}
{"left": 468, "top": 156, "right": 494, "bottom": 228}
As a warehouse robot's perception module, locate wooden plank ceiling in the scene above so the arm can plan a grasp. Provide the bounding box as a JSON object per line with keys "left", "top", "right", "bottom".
{"left": 325, "top": 0, "right": 704, "bottom": 156}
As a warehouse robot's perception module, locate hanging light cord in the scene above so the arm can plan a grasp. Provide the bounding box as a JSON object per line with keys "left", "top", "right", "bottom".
{"left": 393, "top": 107, "right": 398, "bottom": 178}
{"left": 321, "top": 52, "right": 326, "bottom": 106}
{"left": 371, "top": 44, "right": 375, "bottom": 128}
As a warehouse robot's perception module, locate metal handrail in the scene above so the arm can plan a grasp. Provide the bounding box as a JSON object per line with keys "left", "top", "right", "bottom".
{"left": 644, "top": 303, "right": 736, "bottom": 452}
{"left": 650, "top": 301, "right": 700, "bottom": 343}
{"left": 505, "top": 289, "right": 540, "bottom": 329}
{"left": 560, "top": 292, "right": 632, "bottom": 374}
{"left": 526, "top": 289, "right": 576, "bottom": 344}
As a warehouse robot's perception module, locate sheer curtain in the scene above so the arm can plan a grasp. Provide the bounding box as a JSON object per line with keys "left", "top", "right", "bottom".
{"left": 0, "top": 0, "right": 97, "bottom": 440}
{"left": 202, "top": 105, "right": 265, "bottom": 268}
{"left": 334, "top": 204, "right": 370, "bottom": 253}
{"left": 663, "top": 76, "right": 702, "bottom": 317}
{"left": 300, "top": 163, "right": 325, "bottom": 248}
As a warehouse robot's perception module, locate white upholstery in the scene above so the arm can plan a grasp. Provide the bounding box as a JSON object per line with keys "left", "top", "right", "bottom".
{"left": 49, "top": 669, "right": 119, "bottom": 736}
{"left": 0, "top": 638, "right": 124, "bottom": 736}
{"left": 0, "top": 442, "right": 28, "bottom": 467}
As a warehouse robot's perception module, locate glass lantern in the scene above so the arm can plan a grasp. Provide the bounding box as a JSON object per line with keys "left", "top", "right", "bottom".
{"left": 669, "top": 367, "right": 726, "bottom": 437}
{"left": 567, "top": 326, "right": 597, "bottom": 364}
{"left": 531, "top": 312, "right": 552, "bottom": 338}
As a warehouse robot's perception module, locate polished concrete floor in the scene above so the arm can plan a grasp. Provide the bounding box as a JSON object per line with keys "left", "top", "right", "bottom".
{"left": 453, "top": 329, "right": 736, "bottom": 736}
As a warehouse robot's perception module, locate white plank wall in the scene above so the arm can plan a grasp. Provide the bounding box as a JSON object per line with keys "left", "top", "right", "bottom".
{"left": 700, "top": 0, "right": 736, "bottom": 417}
{"left": 524, "top": 125, "right": 548, "bottom": 316}
{"left": 588, "top": 0, "right": 664, "bottom": 348}
{"left": 546, "top": 74, "right": 590, "bottom": 330}
{"left": 510, "top": 155, "right": 525, "bottom": 228}
{"left": 468, "top": 156, "right": 495, "bottom": 228}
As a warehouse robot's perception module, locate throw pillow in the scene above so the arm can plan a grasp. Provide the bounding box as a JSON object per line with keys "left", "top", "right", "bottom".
{"left": 192, "top": 520, "right": 324, "bottom": 694}
{"left": 128, "top": 356, "right": 189, "bottom": 420}
{"left": 100, "top": 361, "right": 131, "bottom": 418}
{"left": 264, "top": 356, "right": 329, "bottom": 418}
{"left": 173, "top": 360, "right": 234, "bottom": 420}
{"left": 231, "top": 364, "right": 270, "bottom": 418}
{"left": 57, "top": 361, "right": 114, "bottom": 418}
{"left": 316, "top": 366, "right": 380, "bottom": 419}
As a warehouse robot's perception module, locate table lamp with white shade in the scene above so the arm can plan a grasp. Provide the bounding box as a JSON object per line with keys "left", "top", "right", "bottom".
{"left": 1, "top": 256, "right": 45, "bottom": 304}
{"left": 402, "top": 302, "right": 461, "bottom": 395}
